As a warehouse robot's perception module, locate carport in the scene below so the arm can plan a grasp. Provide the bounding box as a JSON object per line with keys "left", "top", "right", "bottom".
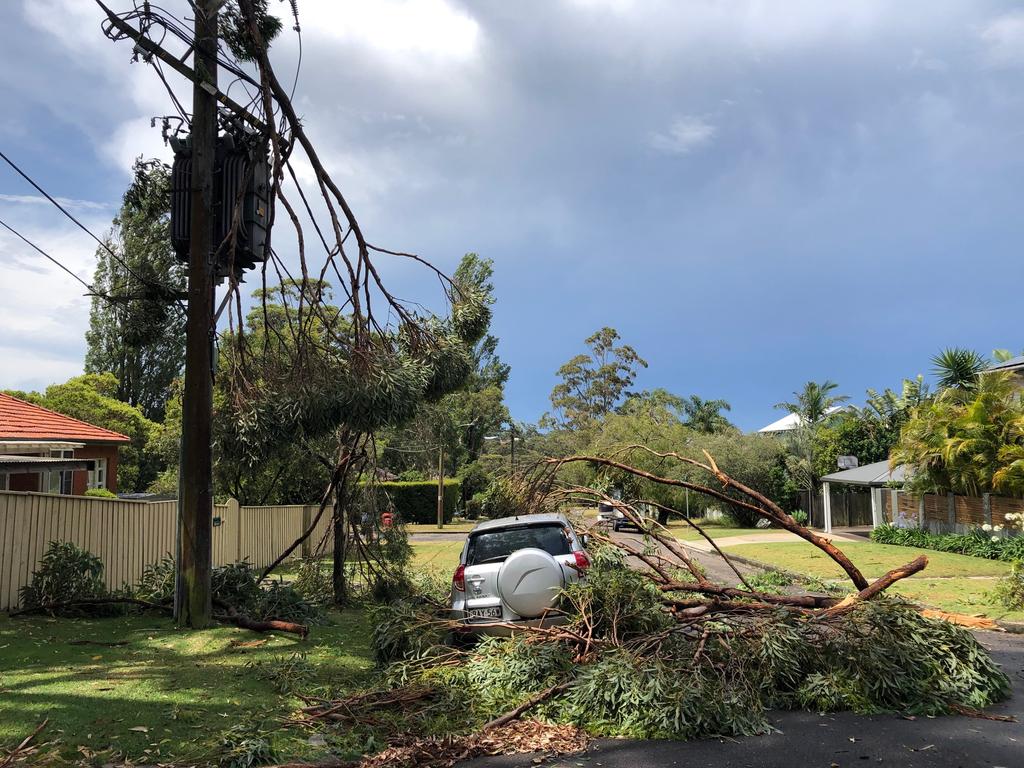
{"left": 819, "top": 460, "right": 906, "bottom": 534}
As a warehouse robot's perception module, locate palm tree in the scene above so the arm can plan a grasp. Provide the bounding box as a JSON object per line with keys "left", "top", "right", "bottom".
{"left": 891, "top": 371, "right": 1024, "bottom": 497}
{"left": 774, "top": 380, "right": 849, "bottom": 426}
{"left": 773, "top": 381, "right": 849, "bottom": 523}
{"left": 681, "top": 395, "right": 733, "bottom": 434}
{"left": 930, "top": 347, "right": 988, "bottom": 392}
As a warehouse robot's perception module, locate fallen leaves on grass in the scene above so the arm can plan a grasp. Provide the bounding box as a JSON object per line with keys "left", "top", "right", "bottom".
{"left": 0, "top": 719, "right": 48, "bottom": 768}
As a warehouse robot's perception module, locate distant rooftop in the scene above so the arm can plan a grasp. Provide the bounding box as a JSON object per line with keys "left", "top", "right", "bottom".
{"left": 0, "top": 392, "right": 129, "bottom": 444}
{"left": 820, "top": 459, "right": 907, "bottom": 487}
{"left": 988, "top": 355, "right": 1024, "bottom": 373}
{"left": 757, "top": 406, "right": 844, "bottom": 434}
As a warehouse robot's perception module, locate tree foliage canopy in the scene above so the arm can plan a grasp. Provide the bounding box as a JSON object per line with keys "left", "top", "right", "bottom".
{"left": 84, "top": 158, "right": 185, "bottom": 422}
{"left": 547, "top": 327, "right": 647, "bottom": 430}
{"left": 930, "top": 347, "right": 989, "bottom": 392}
{"left": 892, "top": 371, "right": 1024, "bottom": 497}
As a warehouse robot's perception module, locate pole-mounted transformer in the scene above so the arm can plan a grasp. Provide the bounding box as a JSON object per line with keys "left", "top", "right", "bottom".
{"left": 169, "top": 132, "right": 269, "bottom": 281}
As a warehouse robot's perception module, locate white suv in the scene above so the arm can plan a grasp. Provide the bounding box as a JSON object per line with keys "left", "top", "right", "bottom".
{"left": 450, "top": 512, "right": 590, "bottom": 635}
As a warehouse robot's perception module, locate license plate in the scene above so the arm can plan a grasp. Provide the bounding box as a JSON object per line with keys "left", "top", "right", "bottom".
{"left": 468, "top": 606, "right": 502, "bottom": 620}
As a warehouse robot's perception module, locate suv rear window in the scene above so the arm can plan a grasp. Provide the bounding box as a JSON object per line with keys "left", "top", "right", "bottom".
{"left": 466, "top": 523, "right": 572, "bottom": 565}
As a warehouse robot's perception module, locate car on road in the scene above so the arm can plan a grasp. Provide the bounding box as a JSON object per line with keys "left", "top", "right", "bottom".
{"left": 596, "top": 500, "right": 648, "bottom": 533}
{"left": 450, "top": 512, "right": 590, "bottom": 634}
{"left": 596, "top": 501, "right": 621, "bottom": 526}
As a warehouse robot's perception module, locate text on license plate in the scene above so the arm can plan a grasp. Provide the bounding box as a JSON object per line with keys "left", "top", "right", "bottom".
{"left": 468, "top": 606, "right": 501, "bottom": 620}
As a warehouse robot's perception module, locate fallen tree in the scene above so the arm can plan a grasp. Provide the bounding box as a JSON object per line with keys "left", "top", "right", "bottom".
{"left": 284, "top": 450, "right": 1011, "bottom": 766}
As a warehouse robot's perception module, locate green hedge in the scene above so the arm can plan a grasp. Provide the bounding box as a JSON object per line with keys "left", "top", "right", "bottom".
{"left": 870, "top": 524, "right": 1024, "bottom": 562}
{"left": 374, "top": 480, "right": 460, "bottom": 525}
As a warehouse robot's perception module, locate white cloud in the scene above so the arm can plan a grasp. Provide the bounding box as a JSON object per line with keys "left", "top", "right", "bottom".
{"left": 298, "top": 0, "right": 480, "bottom": 62}
{"left": 0, "top": 193, "right": 112, "bottom": 211}
{"left": 104, "top": 117, "right": 173, "bottom": 176}
{"left": 909, "top": 48, "right": 947, "bottom": 72}
{"left": 0, "top": 216, "right": 96, "bottom": 390}
{"left": 980, "top": 11, "right": 1024, "bottom": 69}
{"left": 649, "top": 116, "right": 717, "bottom": 155}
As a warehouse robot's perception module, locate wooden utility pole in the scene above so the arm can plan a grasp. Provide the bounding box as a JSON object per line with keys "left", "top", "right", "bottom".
{"left": 175, "top": 0, "right": 218, "bottom": 628}
{"left": 436, "top": 445, "right": 445, "bottom": 530}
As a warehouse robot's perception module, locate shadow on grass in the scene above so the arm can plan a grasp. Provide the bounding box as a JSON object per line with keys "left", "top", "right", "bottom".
{"left": 0, "top": 610, "right": 376, "bottom": 765}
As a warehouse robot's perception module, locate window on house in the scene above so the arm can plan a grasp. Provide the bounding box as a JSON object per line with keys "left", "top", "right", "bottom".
{"left": 88, "top": 458, "right": 108, "bottom": 490}
{"left": 47, "top": 450, "right": 74, "bottom": 495}
{"left": 0, "top": 474, "right": 8, "bottom": 491}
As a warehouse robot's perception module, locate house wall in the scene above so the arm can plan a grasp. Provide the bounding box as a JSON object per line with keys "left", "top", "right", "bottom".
{"left": 8, "top": 472, "right": 40, "bottom": 492}
{"left": 1, "top": 443, "right": 121, "bottom": 495}
{"left": 71, "top": 444, "right": 121, "bottom": 494}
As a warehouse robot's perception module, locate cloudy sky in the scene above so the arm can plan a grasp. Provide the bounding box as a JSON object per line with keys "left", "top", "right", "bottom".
{"left": 1, "top": 0, "right": 1022, "bottom": 430}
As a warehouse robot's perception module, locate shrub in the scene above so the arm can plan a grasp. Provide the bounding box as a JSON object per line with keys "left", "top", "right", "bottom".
{"left": 370, "top": 480, "right": 459, "bottom": 524}
{"left": 140, "top": 556, "right": 323, "bottom": 622}
{"left": 477, "top": 477, "right": 520, "bottom": 520}
{"left": 83, "top": 487, "right": 117, "bottom": 499}
{"left": 19, "top": 541, "right": 108, "bottom": 614}
{"left": 292, "top": 557, "right": 332, "bottom": 605}
{"left": 136, "top": 555, "right": 175, "bottom": 603}
{"left": 990, "top": 560, "right": 1024, "bottom": 610}
{"left": 745, "top": 569, "right": 793, "bottom": 594}
{"left": 465, "top": 494, "right": 483, "bottom": 520}
{"left": 370, "top": 600, "right": 449, "bottom": 666}
{"left": 870, "top": 524, "right": 1024, "bottom": 562}
{"left": 457, "top": 460, "right": 492, "bottom": 502}
{"left": 212, "top": 561, "right": 324, "bottom": 623}
{"left": 790, "top": 509, "right": 809, "bottom": 526}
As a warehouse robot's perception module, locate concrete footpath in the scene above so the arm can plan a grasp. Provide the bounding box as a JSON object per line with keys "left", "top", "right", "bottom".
{"left": 681, "top": 529, "right": 868, "bottom": 552}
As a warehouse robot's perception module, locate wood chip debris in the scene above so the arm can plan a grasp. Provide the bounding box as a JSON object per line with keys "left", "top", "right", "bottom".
{"left": 358, "top": 720, "right": 589, "bottom": 768}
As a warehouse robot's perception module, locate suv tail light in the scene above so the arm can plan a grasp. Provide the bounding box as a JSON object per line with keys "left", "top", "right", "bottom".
{"left": 453, "top": 564, "right": 466, "bottom": 591}
{"left": 574, "top": 551, "right": 591, "bottom": 570}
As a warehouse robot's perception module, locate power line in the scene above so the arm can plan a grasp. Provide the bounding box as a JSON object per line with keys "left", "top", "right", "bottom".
{"left": 0, "top": 217, "right": 95, "bottom": 293}
{"left": 0, "top": 217, "right": 179, "bottom": 313}
{"left": 0, "top": 148, "right": 186, "bottom": 314}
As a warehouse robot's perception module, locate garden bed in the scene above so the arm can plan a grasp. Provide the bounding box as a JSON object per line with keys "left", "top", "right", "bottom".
{"left": 870, "top": 524, "right": 1024, "bottom": 562}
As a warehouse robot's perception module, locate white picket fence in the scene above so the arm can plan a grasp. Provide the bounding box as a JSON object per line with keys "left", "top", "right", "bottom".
{"left": 0, "top": 490, "right": 330, "bottom": 610}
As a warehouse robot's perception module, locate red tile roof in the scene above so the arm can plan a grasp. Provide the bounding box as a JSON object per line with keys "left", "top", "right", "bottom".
{"left": 0, "top": 392, "right": 130, "bottom": 444}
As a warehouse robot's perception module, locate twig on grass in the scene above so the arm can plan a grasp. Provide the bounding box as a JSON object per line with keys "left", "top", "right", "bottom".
{"left": 0, "top": 719, "right": 48, "bottom": 768}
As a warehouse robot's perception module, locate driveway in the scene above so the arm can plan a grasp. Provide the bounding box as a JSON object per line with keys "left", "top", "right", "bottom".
{"left": 465, "top": 630, "right": 1023, "bottom": 768}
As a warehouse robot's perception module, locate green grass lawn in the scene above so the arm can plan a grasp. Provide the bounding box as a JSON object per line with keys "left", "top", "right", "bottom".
{"left": 725, "top": 540, "right": 1021, "bottom": 621}
{"left": 411, "top": 541, "right": 463, "bottom": 574}
{"left": 727, "top": 540, "right": 1011, "bottom": 580}
{"left": 0, "top": 611, "right": 376, "bottom": 766}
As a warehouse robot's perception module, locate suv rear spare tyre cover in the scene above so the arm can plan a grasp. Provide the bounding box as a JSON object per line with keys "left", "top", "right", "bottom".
{"left": 496, "top": 547, "right": 565, "bottom": 618}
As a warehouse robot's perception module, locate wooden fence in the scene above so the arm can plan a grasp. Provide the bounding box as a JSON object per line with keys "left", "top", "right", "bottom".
{"left": 0, "top": 490, "right": 329, "bottom": 611}
{"left": 878, "top": 489, "right": 1024, "bottom": 534}
{"left": 805, "top": 488, "right": 873, "bottom": 529}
